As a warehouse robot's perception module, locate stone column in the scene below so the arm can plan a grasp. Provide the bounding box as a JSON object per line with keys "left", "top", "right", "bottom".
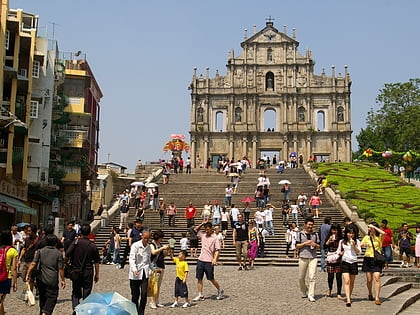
{"left": 203, "top": 137, "right": 209, "bottom": 165}
{"left": 306, "top": 137, "right": 312, "bottom": 160}
{"left": 229, "top": 136, "right": 234, "bottom": 159}
{"left": 252, "top": 136, "right": 257, "bottom": 168}
{"left": 242, "top": 137, "right": 248, "bottom": 157}
{"left": 191, "top": 137, "right": 196, "bottom": 168}
{"left": 332, "top": 137, "right": 337, "bottom": 162}
{"left": 283, "top": 135, "right": 289, "bottom": 161}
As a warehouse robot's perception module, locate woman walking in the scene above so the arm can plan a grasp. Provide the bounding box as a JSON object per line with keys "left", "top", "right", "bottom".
{"left": 339, "top": 226, "right": 361, "bottom": 307}
{"left": 324, "top": 224, "right": 343, "bottom": 299}
{"left": 361, "top": 222, "right": 385, "bottom": 305}
{"left": 247, "top": 221, "right": 259, "bottom": 269}
{"left": 309, "top": 191, "right": 322, "bottom": 218}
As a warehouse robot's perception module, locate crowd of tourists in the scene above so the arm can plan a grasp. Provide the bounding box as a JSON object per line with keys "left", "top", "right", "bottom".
{"left": 1, "top": 159, "right": 419, "bottom": 314}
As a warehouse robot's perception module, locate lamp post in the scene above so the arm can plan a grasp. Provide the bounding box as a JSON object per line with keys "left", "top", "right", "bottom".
{"left": 102, "top": 179, "right": 107, "bottom": 206}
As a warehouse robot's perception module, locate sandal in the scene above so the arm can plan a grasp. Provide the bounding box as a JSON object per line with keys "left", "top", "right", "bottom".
{"left": 325, "top": 290, "right": 331, "bottom": 297}
{"left": 375, "top": 299, "right": 381, "bottom": 305}
{"left": 368, "top": 295, "right": 374, "bottom": 301}
{"left": 346, "top": 302, "right": 351, "bottom": 307}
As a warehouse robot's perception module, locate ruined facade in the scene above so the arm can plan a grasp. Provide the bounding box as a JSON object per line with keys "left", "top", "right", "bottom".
{"left": 189, "top": 20, "right": 352, "bottom": 167}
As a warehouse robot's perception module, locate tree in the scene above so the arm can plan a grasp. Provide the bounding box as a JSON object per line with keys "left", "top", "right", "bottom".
{"left": 356, "top": 78, "right": 420, "bottom": 154}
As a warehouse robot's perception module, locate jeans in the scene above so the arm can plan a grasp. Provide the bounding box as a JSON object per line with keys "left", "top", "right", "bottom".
{"left": 382, "top": 245, "right": 393, "bottom": 263}
{"left": 291, "top": 212, "right": 299, "bottom": 226}
{"left": 266, "top": 220, "right": 274, "bottom": 235}
{"left": 168, "top": 215, "right": 175, "bottom": 227}
{"left": 130, "top": 276, "right": 149, "bottom": 315}
{"left": 320, "top": 246, "right": 327, "bottom": 272}
{"left": 153, "top": 197, "right": 158, "bottom": 210}
{"left": 282, "top": 212, "right": 289, "bottom": 227}
{"left": 213, "top": 217, "right": 221, "bottom": 225}
{"left": 263, "top": 196, "right": 269, "bottom": 207}
{"left": 225, "top": 196, "right": 232, "bottom": 207}
{"left": 299, "top": 257, "right": 318, "bottom": 298}
{"left": 159, "top": 212, "right": 165, "bottom": 227}
{"left": 113, "top": 247, "right": 121, "bottom": 264}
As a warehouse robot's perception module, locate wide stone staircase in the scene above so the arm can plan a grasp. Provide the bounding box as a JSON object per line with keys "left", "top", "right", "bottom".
{"left": 95, "top": 166, "right": 344, "bottom": 266}
{"left": 93, "top": 165, "right": 420, "bottom": 312}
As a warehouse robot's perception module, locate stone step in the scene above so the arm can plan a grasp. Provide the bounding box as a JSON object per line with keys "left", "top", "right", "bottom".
{"left": 386, "top": 288, "right": 420, "bottom": 314}
{"left": 400, "top": 297, "right": 420, "bottom": 314}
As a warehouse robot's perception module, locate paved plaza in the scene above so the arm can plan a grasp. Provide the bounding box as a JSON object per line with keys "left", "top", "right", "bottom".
{"left": 4, "top": 264, "right": 395, "bottom": 315}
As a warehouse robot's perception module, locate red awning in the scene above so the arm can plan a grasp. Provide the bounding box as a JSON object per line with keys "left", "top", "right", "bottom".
{"left": 0, "top": 202, "right": 16, "bottom": 214}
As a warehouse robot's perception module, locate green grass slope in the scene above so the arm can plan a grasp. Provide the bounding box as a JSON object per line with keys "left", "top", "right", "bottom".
{"left": 312, "top": 162, "right": 420, "bottom": 231}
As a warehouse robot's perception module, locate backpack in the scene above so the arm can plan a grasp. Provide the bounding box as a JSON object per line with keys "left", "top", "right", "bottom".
{"left": 0, "top": 246, "right": 12, "bottom": 282}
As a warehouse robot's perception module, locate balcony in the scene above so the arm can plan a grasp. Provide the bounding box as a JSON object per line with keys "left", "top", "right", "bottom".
{"left": 12, "top": 146, "right": 24, "bottom": 163}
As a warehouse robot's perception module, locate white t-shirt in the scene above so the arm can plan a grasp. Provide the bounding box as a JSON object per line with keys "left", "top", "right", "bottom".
{"left": 230, "top": 208, "right": 240, "bottom": 221}
{"left": 297, "top": 194, "right": 307, "bottom": 206}
{"left": 264, "top": 208, "right": 273, "bottom": 221}
{"left": 255, "top": 210, "right": 265, "bottom": 225}
{"left": 291, "top": 205, "right": 299, "bottom": 214}
{"left": 180, "top": 237, "right": 189, "bottom": 250}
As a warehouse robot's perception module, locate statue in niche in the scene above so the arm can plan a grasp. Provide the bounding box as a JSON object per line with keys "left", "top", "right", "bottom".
{"left": 337, "top": 107, "right": 344, "bottom": 122}
{"left": 235, "top": 107, "right": 242, "bottom": 122}
{"left": 197, "top": 107, "right": 204, "bottom": 122}
{"left": 298, "top": 108, "right": 305, "bottom": 122}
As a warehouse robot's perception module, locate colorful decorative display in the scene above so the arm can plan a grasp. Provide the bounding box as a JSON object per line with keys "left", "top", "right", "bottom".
{"left": 163, "top": 134, "right": 190, "bottom": 153}
{"left": 382, "top": 150, "right": 393, "bottom": 158}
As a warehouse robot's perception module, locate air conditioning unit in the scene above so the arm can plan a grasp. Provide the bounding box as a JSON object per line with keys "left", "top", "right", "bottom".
{"left": 20, "top": 69, "right": 27, "bottom": 77}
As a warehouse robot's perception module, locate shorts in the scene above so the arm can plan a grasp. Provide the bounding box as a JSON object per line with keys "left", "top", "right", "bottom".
{"left": 400, "top": 247, "right": 411, "bottom": 257}
{"left": 174, "top": 277, "right": 188, "bottom": 298}
{"left": 0, "top": 279, "right": 12, "bottom": 294}
{"left": 341, "top": 261, "right": 358, "bottom": 275}
{"left": 190, "top": 239, "right": 199, "bottom": 249}
{"left": 196, "top": 260, "right": 214, "bottom": 281}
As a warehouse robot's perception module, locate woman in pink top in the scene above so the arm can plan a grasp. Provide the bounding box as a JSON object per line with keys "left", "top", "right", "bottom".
{"left": 309, "top": 192, "right": 322, "bottom": 218}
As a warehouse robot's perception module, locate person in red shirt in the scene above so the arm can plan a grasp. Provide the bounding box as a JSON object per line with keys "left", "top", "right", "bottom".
{"left": 185, "top": 202, "right": 197, "bottom": 228}
{"left": 381, "top": 219, "right": 394, "bottom": 270}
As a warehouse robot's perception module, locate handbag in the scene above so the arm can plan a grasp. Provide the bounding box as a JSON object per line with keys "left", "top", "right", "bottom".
{"left": 370, "top": 237, "right": 386, "bottom": 265}
{"left": 326, "top": 252, "right": 340, "bottom": 264}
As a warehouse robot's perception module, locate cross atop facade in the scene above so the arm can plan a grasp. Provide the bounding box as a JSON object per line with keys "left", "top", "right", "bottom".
{"left": 265, "top": 16, "right": 275, "bottom": 25}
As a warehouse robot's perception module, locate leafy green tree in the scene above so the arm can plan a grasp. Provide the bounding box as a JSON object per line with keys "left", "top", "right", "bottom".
{"left": 357, "top": 78, "right": 420, "bottom": 154}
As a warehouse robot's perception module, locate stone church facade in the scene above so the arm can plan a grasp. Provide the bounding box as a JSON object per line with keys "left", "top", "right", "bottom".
{"left": 188, "top": 20, "right": 352, "bottom": 168}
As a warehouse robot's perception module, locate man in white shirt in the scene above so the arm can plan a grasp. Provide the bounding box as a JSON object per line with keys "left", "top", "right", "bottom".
{"left": 229, "top": 205, "right": 240, "bottom": 227}
{"left": 264, "top": 204, "right": 275, "bottom": 235}
{"left": 129, "top": 230, "right": 151, "bottom": 315}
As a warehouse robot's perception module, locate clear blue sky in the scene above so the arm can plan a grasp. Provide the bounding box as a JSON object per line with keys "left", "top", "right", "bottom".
{"left": 13, "top": 0, "right": 420, "bottom": 170}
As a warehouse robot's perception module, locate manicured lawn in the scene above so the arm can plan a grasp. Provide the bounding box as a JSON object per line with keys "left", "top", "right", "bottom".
{"left": 312, "top": 162, "right": 420, "bottom": 231}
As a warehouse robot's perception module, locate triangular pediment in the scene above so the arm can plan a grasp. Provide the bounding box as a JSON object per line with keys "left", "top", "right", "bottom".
{"left": 241, "top": 23, "right": 298, "bottom": 47}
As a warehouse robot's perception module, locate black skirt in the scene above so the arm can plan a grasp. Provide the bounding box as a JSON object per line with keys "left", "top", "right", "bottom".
{"left": 362, "top": 256, "right": 383, "bottom": 273}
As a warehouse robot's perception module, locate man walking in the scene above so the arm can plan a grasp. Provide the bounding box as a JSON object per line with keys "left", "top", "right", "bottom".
{"left": 65, "top": 224, "right": 100, "bottom": 313}
{"left": 129, "top": 229, "right": 151, "bottom": 315}
{"left": 185, "top": 202, "right": 197, "bottom": 228}
{"left": 319, "top": 217, "right": 332, "bottom": 272}
{"left": 296, "top": 217, "right": 320, "bottom": 302}
{"left": 192, "top": 221, "right": 224, "bottom": 301}
{"left": 119, "top": 199, "right": 130, "bottom": 230}
{"left": 398, "top": 223, "right": 413, "bottom": 268}
{"left": 27, "top": 234, "right": 65, "bottom": 315}
{"left": 381, "top": 219, "right": 394, "bottom": 270}
{"left": 232, "top": 214, "right": 249, "bottom": 270}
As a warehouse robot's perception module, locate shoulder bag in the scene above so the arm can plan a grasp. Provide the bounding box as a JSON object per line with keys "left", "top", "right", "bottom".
{"left": 370, "top": 236, "right": 386, "bottom": 265}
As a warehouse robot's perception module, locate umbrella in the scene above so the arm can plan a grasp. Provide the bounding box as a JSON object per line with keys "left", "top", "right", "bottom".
{"left": 241, "top": 196, "right": 255, "bottom": 203}
{"left": 130, "top": 181, "right": 144, "bottom": 186}
{"left": 75, "top": 292, "right": 137, "bottom": 315}
{"left": 290, "top": 152, "right": 297, "bottom": 157}
{"left": 16, "top": 222, "right": 30, "bottom": 228}
{"left": 279, "top": 180, "right": 291, "bottom": 185}
{"left": 228, "top": 173, "right": 239, "bottom": 177}
{"left": 145, "top": 182, "right": 158, "bottom": 188}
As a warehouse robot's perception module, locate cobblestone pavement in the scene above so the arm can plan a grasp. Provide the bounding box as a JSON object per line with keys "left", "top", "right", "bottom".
{"left": 5, "top": 264, "right": 393, "bottom": 315}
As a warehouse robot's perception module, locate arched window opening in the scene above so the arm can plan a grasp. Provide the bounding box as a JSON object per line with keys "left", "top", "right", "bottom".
{"left": 215, "top": 111, "right": 224, "bottom": 132}
{"left": 196, "top": 107, "right": 204, "bottom": 122}
{"left": 298, "top": 106, "right": 306, "bottom": 122}
{"left": 317, "top": 111, "right": 325, "bottom": 131}
{"left": 234, "top": 107, "right": 242, "bottom": 122}
{"left": 263, "top": 108, "right": 276, "bottom": 131}
{"left": 267, "top": 47, "right": 273, "bottom": 62}
{"left": 337, "top": 106, "right": 344, "bottom": 122}
{"left": 265, "top": 72, "right": 274, "bottom": 90}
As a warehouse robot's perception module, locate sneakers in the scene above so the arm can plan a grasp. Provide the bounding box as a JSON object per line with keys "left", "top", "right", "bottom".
{"left": 150, "top": 303, "right": 157, "bottom": 309}
{"left": 182, "top": 302, "right": 191, "bottom": 308}
{"left": 308, "top": 296, "right": 316, "bottom": 302}
{"left": 170, "top": 302, "right": 178, "bottom": 308}
{"left": 237, "top": 265, "right": 243, "bottom": 271}
{"left": 400, "top": 261, "right": 406, "bottom": 268}
{"left": 192, "top": 295, "right": 205, "bottom": 301}
{"left": 243, "top": 265, "right": 249, "bottom": 271}
{"left": 156, "top": 303, "right": 164, "bottom": 307}
{"left": 301, "top": 292, "right": 308, "bottom": 298}
{"left": 216, "top": 289, "right": 224, "bottom": 300}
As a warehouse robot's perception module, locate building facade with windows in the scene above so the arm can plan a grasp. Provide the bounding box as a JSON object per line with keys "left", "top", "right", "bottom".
{"left": 189, "top": 20, "right": 352, "bottom": 167}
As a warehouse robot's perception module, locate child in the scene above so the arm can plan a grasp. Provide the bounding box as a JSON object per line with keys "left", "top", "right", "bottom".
{"left": 180, "top": 232, "right": 189, "bottom": 255}
{"left": 168, "top": 233, "right": 176, "bottom": 257}
{"left": 170, "top": 250, "right": 190, "bottom": 308}
{"left": 214, "top": 226, "right": 225, "bottom": 249}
